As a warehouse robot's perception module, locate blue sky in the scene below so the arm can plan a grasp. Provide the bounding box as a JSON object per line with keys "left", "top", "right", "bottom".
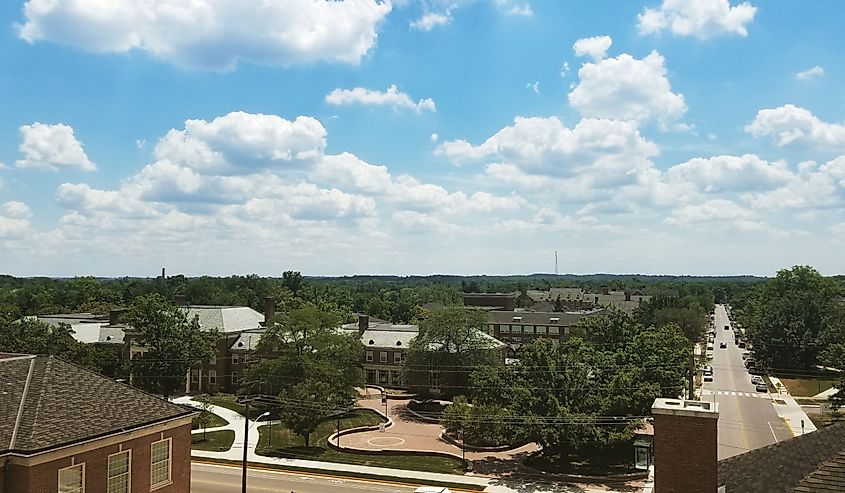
{"left": 1, "top": 0, "right": 844, "bottom": 277}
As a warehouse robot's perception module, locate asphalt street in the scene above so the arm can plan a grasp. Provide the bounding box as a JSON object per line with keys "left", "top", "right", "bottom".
{"left": 191, "top": 462, "right": 434, "bottom": 493}
{"left": 702, "top": 304, "right": 793, "bottom": 459}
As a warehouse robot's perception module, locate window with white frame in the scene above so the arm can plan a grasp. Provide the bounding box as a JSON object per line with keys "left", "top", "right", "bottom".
{"left": 549, "top": 326, "right": 559, "bottom": 335}
{"left": 107, "top": 450, "right": 131, "bottom": 493}
{"left": 537, "top": 325, "right": 547, "bottom": 334}
{"left": 394, "top": 352, "right": 402, "bottom": 363}
{"left": 208, "top": 369, "right": 217, "bottom": 385}
{"left": 190, "top": 370, "right": 199, "bottom": 383}
{"left": 209, "top": 354, "right": 216, "bottom": 365}
{"left": 58, "top": 463, "right": 84, "bottom": 493}
{"left": 500, "top": 324, "right": 510, "bottom": 333}
{"left": 366, "top": 351, "right": 373, "bottom": 362}
{"left": 380, "top": 351, "right": 387, "bottom": 363}
{"left": 150, "top": 438, "right": 171, "bottom": 488}
{"left": 232, "top": 371, "right": 239, "bottom": 385}
{"left": 232, "top": 353, "right": 240, "bottom": 365}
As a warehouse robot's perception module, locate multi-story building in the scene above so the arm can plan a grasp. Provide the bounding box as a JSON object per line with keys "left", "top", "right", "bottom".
{"left": 339, "top": 315, "right": 415, "bottom": 388}
{"left": 486, "top": 309, "right": 601, "bottom": 354}
{"left": 0, "top": 353, "right": 194, "bottom": 493}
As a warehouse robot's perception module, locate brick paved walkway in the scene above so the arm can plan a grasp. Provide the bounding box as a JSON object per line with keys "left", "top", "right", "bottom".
{"left": 342, "top": 397, "right": 540, "bottom": 476}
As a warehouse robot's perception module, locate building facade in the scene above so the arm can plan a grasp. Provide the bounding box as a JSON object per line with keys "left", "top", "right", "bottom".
{"left": 0, "top": 354, "right": 195, "bottom": 493}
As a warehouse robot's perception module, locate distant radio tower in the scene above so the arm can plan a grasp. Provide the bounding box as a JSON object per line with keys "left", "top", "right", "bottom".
{"left": 554, "top": 251, "right": 559, "bottom": 275}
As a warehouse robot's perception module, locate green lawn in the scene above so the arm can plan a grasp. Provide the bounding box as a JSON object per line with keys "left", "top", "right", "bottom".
{"left": 778, "top": 378, "right": 839, "bottom": 397}
{"left": 204, "top": 394, "right": 278, "bottom": 420}
{"left": 255, "top": 409, "right": 465, "bottom": 475}
{"left": 191, "top": 430, "right": 235, "bottom": 452}
{"left": 191, "top": 411, "right": 228, "bottom": 430}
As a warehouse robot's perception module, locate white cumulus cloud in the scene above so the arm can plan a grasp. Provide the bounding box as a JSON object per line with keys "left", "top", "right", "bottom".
{"left": 745, "top": 104, "right": 845, "bottom": 150}
{"left": 17, "top": 0, "right": 392, "bottom": 70}
{"left": 411, "top": 11, "right": 452, "bottom": 31}
{"left": 638, "top": 0, "right": 757, "bottom": 39}
{"left": 795, "top": 66, "right": 824, "bottom": 81}
{"left": 16, "top": 123, "right": 96, "bottom": 172}
{"left": 568, "top": 50, "right": 687, "bottom": 126}
{"left": 667, "top": 154, "right": 793, "bottom": 192}
{"left": 325, "top": 85, "right": 436, "bottom": 113}
{"left": 573, "top": 35, "right": 612, "bottom": 61}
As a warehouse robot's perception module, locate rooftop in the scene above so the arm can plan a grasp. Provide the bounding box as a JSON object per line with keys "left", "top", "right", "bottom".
{"left": 0, "top": 354, "right": 193, "bottom": 455}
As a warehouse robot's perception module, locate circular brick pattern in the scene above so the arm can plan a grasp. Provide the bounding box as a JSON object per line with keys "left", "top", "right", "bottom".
{"left": 366, "top": 436, "right": 405, "bottom": 447}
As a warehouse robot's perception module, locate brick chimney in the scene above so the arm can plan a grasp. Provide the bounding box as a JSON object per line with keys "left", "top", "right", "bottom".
{"left": 108, "top": 308, "right": 124, "bottom": 326}
{"left": 264, "top": 296, "right": 276, "bottom": 324}
{"left": 601, "top": 286, "right": 609, "bottom": 295}
{"left": 174, "top": 295, "right": 187, "bottom": 306}
{"left": 358, "top": 315, "right": 369, "bottom": 336}
{"left": 625, "top": 291, "right": 632, "bottom": 301}
{"left": 652, "top": 398, "right": 719, "bottom": 493}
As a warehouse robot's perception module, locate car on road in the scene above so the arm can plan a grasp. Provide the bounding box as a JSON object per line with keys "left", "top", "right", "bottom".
{"left": 755, "top": 382, "right": 768, "bottom": 393}
{"left": 703, "top": 374, "right": 713, "bottom": 382}
{"left": 738, "top": 341, "right": 746, "bottom": 348}
{"left": 724, "top": 325, "right": 730, "bottom": 330}
{"left": 751, "top": 376, "right": 763, "bottom": 385}
{"left": 719, "top": 342, "right": 727, "bottom": 349}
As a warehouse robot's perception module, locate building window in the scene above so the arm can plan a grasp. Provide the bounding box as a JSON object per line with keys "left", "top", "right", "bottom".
{"left": 379, "top": 370, "right": 389, "bottom": 384}
{"left": 549, "top": 326, "right": 559, "bottom": 335}
{"left": 58, "top": 463, "right": 84, "bottom": 493}
{"left": 525, "top": 325, "right": 535, "bottom": 334}
{"left": 537, "top": 325, "right": 547, "bottom": 334}
{"left": 190, "top": 370, "right": 199, "bottom": 383}
{"left": 366, "top": 351, "right": 373, "bottom": 362}
{"left": 380, "top": 352, "right": 388, "bottom": 363}
{"left": 391, "top": 370, "right": 402, "bottom": 386}
{"left": 366, "top": 369, "right": 376, "bottom": 384}
{"left": 108, "top": 450, "right": 131, "bottom": 493}
{"left": 150, "top": 438, "right": 172, "bottom": 489}
{"left": 564, "top": 326, "right": 570, "bottom": 336}
{"left": 209, "top": 354, "right": 216, "bottom": 365}
{"left": 232, "top": 371, "right": 239, "bottom": 385}
{"left": 208, "top": 370, "right": 217, "bottom": 385}
{"left": 232, "top": 353, "right": 240, "bottom": 365}
{"left": 394, "top": 352, "right": 402, "bottom": 363}
{"left": 429, "top": 370, "right": 441, "bottom": 390}
{"left": 501, "top": 325, "right": 510, "bottom": 333}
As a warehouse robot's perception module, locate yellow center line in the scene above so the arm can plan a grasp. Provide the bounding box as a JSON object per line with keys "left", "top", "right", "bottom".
{"left": 192, "top": 459, "right": 481, "bottom": 492}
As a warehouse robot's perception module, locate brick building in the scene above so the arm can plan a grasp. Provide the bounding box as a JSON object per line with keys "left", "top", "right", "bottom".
{"left": 339, "top": 315, "right": 416, "bottom": 388}
{"left": 0, "top": 353, "right": 194, "bottom": 493}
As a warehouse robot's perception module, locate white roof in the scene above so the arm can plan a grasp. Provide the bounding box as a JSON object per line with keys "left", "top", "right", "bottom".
{"left": 70, "top": 323, "right": 125, "bottom": 344}
{"left": 181, "top": 306, "right": 264, "bottom": 333}
{"left": 231, "top": 330, "right": 265, "bottom": 351}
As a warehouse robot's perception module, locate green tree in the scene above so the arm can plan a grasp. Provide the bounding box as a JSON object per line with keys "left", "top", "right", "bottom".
{"left": 125, "top": 294, "right": 217, "bottom": 397}
{"left": 282, "top": 271, "right": 304, "bottom": 296}
{"left": 195, "top": 394, "right": 214, "bottom": 441}
{"left": 404, "top": 306, "right": 502, "bottom": 398}
{"left": 741, "top": 266, "right": 842, "bottom": 370}
{"left": 246, "top": 304, "right": 363, "bottom": 446}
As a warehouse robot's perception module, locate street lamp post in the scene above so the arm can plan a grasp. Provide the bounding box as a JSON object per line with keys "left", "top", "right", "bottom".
{"left": 242, "top": 401, "right": 270, "bottom": 493}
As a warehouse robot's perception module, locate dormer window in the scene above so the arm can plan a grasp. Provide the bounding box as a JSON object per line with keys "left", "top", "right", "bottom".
{"left": 369, "top": 339, "right": 375, "bottom": 345}
{"left": 396, "top": 341, "right": 402, "bottom": 346}
{"left": 512, "top": 316, "right": 522, "bottom": 322}
{"left": 550, "top": 317, "right": 560, "bottom": 323}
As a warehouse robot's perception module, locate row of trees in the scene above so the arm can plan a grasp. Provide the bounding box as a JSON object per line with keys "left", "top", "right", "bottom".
{"left": 732, "top": 266, "right": 845, "bottom": 406}
{"left": 441, "top": 310, "right": 692, "bottom": 458}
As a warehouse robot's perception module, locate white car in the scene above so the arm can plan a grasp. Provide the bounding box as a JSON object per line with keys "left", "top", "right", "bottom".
{"left": 751, "top": 376, "right": 763, "bottom": 385}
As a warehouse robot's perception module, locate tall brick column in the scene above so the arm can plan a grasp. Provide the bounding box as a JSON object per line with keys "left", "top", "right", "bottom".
{"left": 652, "top": 398, "right": 719, "bottom": 493}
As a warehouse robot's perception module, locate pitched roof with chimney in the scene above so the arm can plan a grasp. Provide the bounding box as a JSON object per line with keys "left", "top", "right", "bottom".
{"left": 718, "top": 421, "right": 845, "bottom": 492}
{"left": 0, "top": 354, "right": 193, "bottom": 456}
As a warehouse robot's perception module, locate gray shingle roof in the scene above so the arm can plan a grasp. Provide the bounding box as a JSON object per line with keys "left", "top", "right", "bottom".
{"left": 0, "top": 355, "right": 193, "bottom": 455}
{"left": 181, "top": 305, "right": 264, "bottom": 333}
{"left": 718, "top": 421, "right": 845, "bottom": 492}
{"left": 487, "top": 310, "right": 598, "bottom": 326}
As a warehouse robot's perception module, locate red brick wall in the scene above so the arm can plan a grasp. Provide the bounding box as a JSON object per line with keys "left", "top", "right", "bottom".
{"left": 653, "top": 413, "right": 718, "bottom": 493}
{"left": 5, "top": 422, "right": 192, "bottom": 493}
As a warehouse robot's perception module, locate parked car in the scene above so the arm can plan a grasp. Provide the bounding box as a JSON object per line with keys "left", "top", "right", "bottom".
{"left": 724, "top": 325, "right": 730, "bottom": 330}
{"left": 744, "top": 358, "right": 756, "bottom": 368}
{"left": 739, "top": 341, "right": 746, "bottom": 348}
{"left": 720, "top": 342, "right": 727, "bottom": 349}
{"left": 755, "top": 382, "right": 768, "bottom": 393}
{"left": 706, "top": 343, "right": 715, "bottom": 351}
{"left": 741, "top": 352, "right": 749, "bottom": 360}
{"left": 703, "top": 374, "right": 713, "bottom": 382}
{"left": 751, "top": 376, "right": 763, "bottom": 385}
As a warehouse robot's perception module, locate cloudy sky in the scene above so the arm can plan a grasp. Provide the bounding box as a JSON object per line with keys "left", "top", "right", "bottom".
{"left": 0, "top": 0, "right": 843, "bottom": 277}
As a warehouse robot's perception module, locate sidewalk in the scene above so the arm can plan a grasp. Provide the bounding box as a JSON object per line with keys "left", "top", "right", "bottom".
{"left": 176, "top": 396, "right": 636, "bottom": 493}
{"left": 767, "top": 377, "right": 818, "bottom": 436}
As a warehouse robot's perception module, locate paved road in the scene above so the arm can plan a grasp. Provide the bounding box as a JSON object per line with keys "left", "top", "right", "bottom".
{"left": 702, "top": 304, "right": 793, "bottom": 459}
{"left": 191, "top": 462, "right": 432, "bottom": 493}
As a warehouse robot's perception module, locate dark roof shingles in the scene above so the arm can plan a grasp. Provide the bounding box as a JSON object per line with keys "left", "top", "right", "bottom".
{"left": 2, "top": 355, "right": 192, "bottom": 454}
{"left": 718, "top": 421, "right": 845, "bottom": 492}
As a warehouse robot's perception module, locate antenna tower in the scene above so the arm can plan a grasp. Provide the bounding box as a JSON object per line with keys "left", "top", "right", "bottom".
{"left": 555, "top": 251, "right": 558, "bottom": 275}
